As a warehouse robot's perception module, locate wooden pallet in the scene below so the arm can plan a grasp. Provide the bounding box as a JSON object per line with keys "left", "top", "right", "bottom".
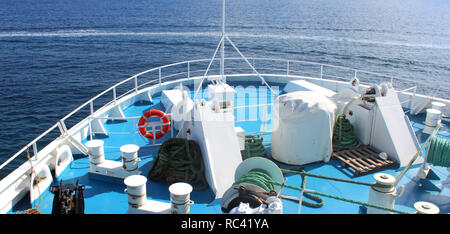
{"left": 332, "top": 145, "right": 397, "bottom": 177}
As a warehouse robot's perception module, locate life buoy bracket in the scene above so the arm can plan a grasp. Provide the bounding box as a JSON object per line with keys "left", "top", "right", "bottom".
{"left": 138, "top": 109, "right": 170, "bottom": 139}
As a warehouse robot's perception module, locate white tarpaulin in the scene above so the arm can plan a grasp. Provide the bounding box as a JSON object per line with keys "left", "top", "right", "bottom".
{"left": 271, "top": 91, "right": 337, "bottom": 165}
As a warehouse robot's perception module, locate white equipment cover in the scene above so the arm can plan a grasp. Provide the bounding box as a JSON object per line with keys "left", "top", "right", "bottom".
{"left": 271, "top": 91, "right": 337, "bottom": 165}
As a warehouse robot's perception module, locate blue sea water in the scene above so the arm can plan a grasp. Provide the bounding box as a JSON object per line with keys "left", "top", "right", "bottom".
{"left": 0, "top": 0, "right": 449, "bottom": 175}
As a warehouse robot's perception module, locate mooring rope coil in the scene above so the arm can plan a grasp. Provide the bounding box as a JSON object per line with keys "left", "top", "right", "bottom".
{"left": 240, "top": 135, "right": 268, "bottom": 160}
{"left": 427, "top": 136, "right": 450, "bottom": 167}
{"left": 147, "top": 138, "right": 208, "bottom": 191}
{"left": 332, "top": 114, "right": 360, "bottom": 150}
{"left": 234, "top": 169, "right": 275, "bottom": 192}
{"left": 234, "top": 168, "right": 324, "bottom": 208}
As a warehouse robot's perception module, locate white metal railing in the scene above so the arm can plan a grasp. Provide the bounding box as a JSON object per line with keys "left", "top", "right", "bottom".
{"left": 88, "top": 114, "right": 174, "bottom": 149}
{"left": 234, "top": 103, "right": 273, "bottom": 137}
{"left": 234, "top": 104, "right": 272, "bottom": 122}
{"left": 1, "top": 57, "right": 449, "bottom": 174}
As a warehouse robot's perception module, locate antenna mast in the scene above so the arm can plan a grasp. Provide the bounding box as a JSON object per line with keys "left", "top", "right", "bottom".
{"left": 193, "top": 0, "right": 276, "bottom": 100}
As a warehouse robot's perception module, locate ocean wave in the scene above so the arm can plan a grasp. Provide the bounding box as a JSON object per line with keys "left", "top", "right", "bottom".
{"left": 0, "top": 30, "right": 220, "bottom": 38}
{"left": 0, "top": 29, "right": 449, "bottom": 50}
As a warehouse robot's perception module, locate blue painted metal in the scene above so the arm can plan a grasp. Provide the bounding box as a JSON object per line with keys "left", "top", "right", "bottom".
{"left": 9, "top": 81, "right": 450, "bottom": 214}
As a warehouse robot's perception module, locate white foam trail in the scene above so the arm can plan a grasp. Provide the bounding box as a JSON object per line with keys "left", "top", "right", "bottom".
{"left": 0, "top": 30, "right": 220, "bottom": 38}
{"left": 0, "top": 29, "right": 449, "bottom": 50}
{"left": 230, "top": 32, "right": 450, "bottom": 50}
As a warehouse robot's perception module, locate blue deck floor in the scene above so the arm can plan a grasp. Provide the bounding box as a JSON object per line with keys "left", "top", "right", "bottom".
{"left": 10, "top": 82, "right": 450, "bottom": 214}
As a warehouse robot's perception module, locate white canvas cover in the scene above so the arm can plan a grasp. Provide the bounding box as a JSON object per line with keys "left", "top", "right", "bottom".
{"left": 271, "top": 91, "right": 337, "bottom": 165}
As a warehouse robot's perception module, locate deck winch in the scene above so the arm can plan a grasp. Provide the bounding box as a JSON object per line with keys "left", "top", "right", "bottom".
{"left": 49, "top": 180, "right": 85, "bottom": 214}
{"left": 221, "top": 157, "right": 284, "bottom": 214}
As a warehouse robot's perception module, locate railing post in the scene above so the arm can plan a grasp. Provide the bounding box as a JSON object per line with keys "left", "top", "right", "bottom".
{"left": 286, "top": 60, "right": 290, "bottom": 76}
{"left": 320, "top": 64, "right": 323, "bottom": 79}
{"left": 410, "top": 84, "right": 418, "bottom": 110}
{"left": 57, "top": 121, "right": 65, "bottom": 135}
{"left": 88, "top": 117, "right": 92, "bottom": 140}
{"left": 90, "top": 101, "right": 94, "bottom": 116}
{"left": 134, "top": 119, "right": 137, "bottom": 145}
{"left": 134, "top": 76, "right": 138, "bottom": 93}
{"left": 113, "top": 86, "right": 117, "bottom": 105}
{"left": 158, "top": 68, "right": 162, "bottom": 85}
{"left": 187, "top": 61, "right": 190, "bottom": 78}
{"left": 32, "top": 142, "right": 38, "bottom": 160}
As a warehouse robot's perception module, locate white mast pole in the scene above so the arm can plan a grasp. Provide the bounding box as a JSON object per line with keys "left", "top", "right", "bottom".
{"left": 220, "top": 0, "right": 226, "bottom": 82}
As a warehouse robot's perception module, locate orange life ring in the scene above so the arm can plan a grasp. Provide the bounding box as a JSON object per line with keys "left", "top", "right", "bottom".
{"left": 138, "top": 109, "right": 170, "bottom": 139}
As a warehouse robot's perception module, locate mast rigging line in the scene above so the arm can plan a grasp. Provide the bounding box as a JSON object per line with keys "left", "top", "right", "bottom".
{"left": 193, "top": 0, "right": 277, "bottom": 100}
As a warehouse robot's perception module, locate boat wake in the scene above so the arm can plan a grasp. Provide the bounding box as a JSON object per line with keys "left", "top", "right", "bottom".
{"left": 0, "top": 30, "right": 449, "bottom": 50}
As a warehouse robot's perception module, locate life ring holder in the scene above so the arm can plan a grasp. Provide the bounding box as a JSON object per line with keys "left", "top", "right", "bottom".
{"left": 138, "top": 109, "right": 170, "bottom": 140}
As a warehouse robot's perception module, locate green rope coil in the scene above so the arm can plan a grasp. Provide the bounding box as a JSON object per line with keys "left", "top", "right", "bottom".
{"left": 332, "top": 114, "right": 360, "bottom": 150}
{"left": 234, "top": 169, "right": 275, "bottom": 192}
{"left": 234, "top": 168, "right": 324, "bottom": 208}
{"left": 427, "top": 136, "right": 450, "bottom": 167}
{"left": 240, "top": 135, "right": 268, "bottom": 160}
{"left": 148, "top": 138, "right": 208, "bottom": 191}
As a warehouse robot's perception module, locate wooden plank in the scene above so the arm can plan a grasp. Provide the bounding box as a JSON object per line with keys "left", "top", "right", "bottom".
{"left": 367, "top": 155, "right": 389, "bottom": 165}
{"left": 333, "top": 154, "right": 362, "bottom": 173}
{"left": 356, "top": 148, "right": 388, "bottom": 165}
{"left": 360, "top": 147, "right": 381, "bottom": 158}
{"left": 344, "top": 151, "right": 375, "bottom": 168}
{"left": 363, "top": 146, "right": 380, "bottom": 155}
{"left": 351, "top": 150, "right": 382, "bottom": 167}
{"left": 341, "top": 152, "right": 369, "bottom": 170}
{"left": 332, "top": 153, "right": 348, "bottom": 168}
{"left": 331, "top": 145, "right": 398, "bottom": 177}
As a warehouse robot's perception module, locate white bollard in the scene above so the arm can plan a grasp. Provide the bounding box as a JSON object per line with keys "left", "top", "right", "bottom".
{"left": 169, "top": 182, "right": 194, "bottom": 214}
{"left": 431, "top": 101, "right": 445, "bottom": 112}
{"left": 124, "top": 175, "right": 147, "bottom": 208}
{"left": 120, "top": 144, "right": 140, "bottom": 172}
{"left": 423, "top": 109, "right": 442, "bottom": 134}
{"left": 368, "top": 173, "right": 399, "bottom": 214}
{"left": 414, "top": 201, "right": 440, "bottom": 214}
{"left": 85, "top": 140, "right": 105, "bottom": 168}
